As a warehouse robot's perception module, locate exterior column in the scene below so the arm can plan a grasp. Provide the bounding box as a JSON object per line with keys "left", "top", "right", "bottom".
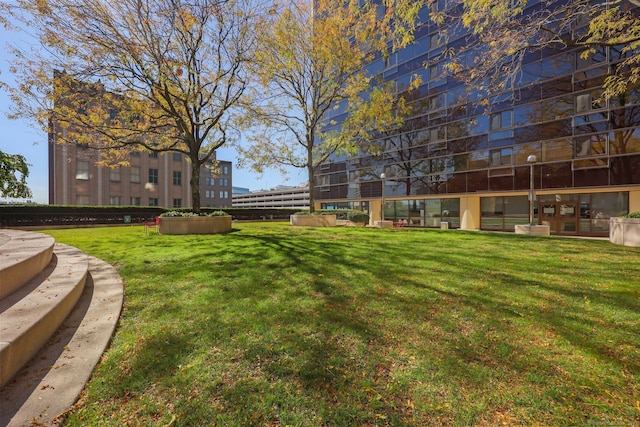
{"left": 460, "top": 195, "right": 481, "bottom": 230}
{"left": 630, "top": 189, "right": 640, "bottom": 213}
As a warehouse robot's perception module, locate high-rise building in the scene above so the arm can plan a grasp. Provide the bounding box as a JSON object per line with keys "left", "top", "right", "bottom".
{"left": 315, "top": 2, "right": 640, "bottom": 236}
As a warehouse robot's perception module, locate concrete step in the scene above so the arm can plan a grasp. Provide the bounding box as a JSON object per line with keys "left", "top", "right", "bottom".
{"left": 0, "top": 229, "right": 56, "bottom": 299}
{"left": 0, "top": 253, "right": 123, "bottom": 426}
{"left": 0, "top": 243, "right": 89, "bottom": 388}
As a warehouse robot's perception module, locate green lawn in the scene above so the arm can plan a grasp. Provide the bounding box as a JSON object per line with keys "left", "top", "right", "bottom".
{"left": 44, "top": 223, "right": 640, "bottom": 426}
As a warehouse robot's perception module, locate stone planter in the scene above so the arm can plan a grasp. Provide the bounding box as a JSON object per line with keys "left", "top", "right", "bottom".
{"left": 159, "top": 216, "right": 232, "bottom": 235}
{"left": 290, "top": 214, "right": 337, "bottom": 227}
{"left": 514, "top": 224, "right": 550, "bottom": 236}
{"left": 610, "top": 217, "right": 640, "bottom": 247}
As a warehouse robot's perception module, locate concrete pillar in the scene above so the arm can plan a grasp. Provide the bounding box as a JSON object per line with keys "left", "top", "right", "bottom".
{"left": 460, "top": 195, "right": 481, "bottom": 230}
{"left": 629, "top": 189, "right": 640, "bottom": 213}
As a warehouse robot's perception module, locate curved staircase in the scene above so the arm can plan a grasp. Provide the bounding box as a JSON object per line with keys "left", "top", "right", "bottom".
{"left": 0, "top": 229, "right": 123, "bottom": 426}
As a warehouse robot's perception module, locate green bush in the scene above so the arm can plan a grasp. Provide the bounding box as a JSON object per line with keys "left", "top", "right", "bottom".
{"left": 623, "top": 211, "right": 640, "bottom": 218}
{"left": 346, "top": 210, "right": 370, "bottom": 223}
{"left": 208, "top": 210, "right": 229, "bottom": 217}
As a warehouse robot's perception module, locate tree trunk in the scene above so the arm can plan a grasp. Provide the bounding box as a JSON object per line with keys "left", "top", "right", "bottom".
{"left": 191, "top": 160, "right": 201, "bottom": 214}
{"left": 307, "top": 162, "right": 315, "bottom": 213}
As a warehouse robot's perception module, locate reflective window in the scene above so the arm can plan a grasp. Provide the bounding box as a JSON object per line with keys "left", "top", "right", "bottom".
{"left": 130, "top": 167, "right": 140, "bottom": 183}
{"left": 76, "top": 161, "right": 89, "bottom": 180}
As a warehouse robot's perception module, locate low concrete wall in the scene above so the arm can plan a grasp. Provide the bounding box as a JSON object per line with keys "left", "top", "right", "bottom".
{"left": 159, "top": 216, "right": 232, "bottom": 235}
{"left": 610, "top": 217, "right": 640, "bottom": 247}
{"left": 514, "top": 224, "right": 551, "bottom": 236}
{"left": 290, "top": 215, "right": 337, "bottom": 227}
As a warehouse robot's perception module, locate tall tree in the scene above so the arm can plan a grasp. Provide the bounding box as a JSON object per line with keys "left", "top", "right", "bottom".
{"left": 1, "top": 0, "right": 262, "bottom": 213}
{"left": 0, "top": 151, "right": 32, "bottom": 199}
{"left": 237, "top": 0, "right": 423, "bottom": 211}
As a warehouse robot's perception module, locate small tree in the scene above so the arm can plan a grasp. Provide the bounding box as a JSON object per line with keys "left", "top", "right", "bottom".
{"left": 237, "top": 0, "right": 422, "bottom": 212}
{"left": 2, "top": 0, "right": 263, "bottom": 213}
{"left": 0, "top": 151, "right": 32, "bottom": 199}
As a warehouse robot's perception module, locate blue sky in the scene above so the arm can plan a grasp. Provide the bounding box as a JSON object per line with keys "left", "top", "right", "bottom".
{"left": 0, "top": 24, "right": 306, "bottom": 204}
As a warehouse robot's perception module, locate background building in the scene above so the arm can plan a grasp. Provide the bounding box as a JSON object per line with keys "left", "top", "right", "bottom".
{"left": 232, "top": 185, "right": 309, "bottom": 209}
{"left": 315, "top": 3, "right": 640, "bottom": 237}
{"left": 49, "top": 141, "right": 232, "bottom": 208}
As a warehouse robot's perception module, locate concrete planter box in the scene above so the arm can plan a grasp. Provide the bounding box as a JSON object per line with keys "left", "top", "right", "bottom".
{"left": 610, "top": 217, "right": 640, "bottom": 247}
{"left": 159, "top": 216, "right": 232, "bottom": 235}
{"left": 515, "top": 224, "right": 551, "bottom": 236}
{"left": 290, "top": 214, "right": 337, "bottom": 227}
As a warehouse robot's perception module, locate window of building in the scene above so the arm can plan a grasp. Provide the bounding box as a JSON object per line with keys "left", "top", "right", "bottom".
{"left": 429, "top": 93, "right": 445, "bottom": 111}
{"left": 149, "top": 197, "right": 159, "bottom": 206}
{"left": 173, "top": 171, "right": 182, "bottom": 186}
{"left": 173, "top": 152, "right": 181, "bottom": 161}
{"left": 574, "top": 134, "right": 608, "bottom": 158}
{"left": 490, "top": 110, "right": 513, "bottom": 130}
{"left": 219, "top": 190, "right": 229, "bottom": 199}
{"left": 109, "top": 196, "right": 121, "bottom": 206}
{"left": 489, "top": 147, "right": 513, "bottom": 167}
{"left": 130, "top": 151, "right": 141, "bottom": 157}
{"left": 148, "top": 168, "right": 158, "bottom": 184}
{"left": 149, "top": 152, "right": 158, "bottom": 158}
{"left": 130, "top": 197, "right": 141, "bottom": 206}
{"left": 76, "top": 195, "right": 89, "bottom": 205}
{"left": 223, "top": 165, "right": 229, "bottom": 174}
{"left": 130, "top": 167, "right": 141, "bottom": 183}
{"left": 575, "top": 93, "right": 592, "bottom": 113}
{"left": 76, "top": 161, "right": 89, "bottom": 180}
{"left": 173, "top": 198, "right": 181, "bottom": 208}
{"left": 109, "top": 167, "right": 121, "bottom": 182}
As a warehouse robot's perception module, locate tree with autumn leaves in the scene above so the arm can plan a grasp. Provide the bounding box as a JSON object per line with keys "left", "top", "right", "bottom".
{"left": 236, "top": 0, "right": 422, "bottom": 212}
{"left": 2, "top": 0, "right": 261, "bottom": 213}
{"left": 2, "top": 0, "right": 639, "bottom": 213}
{"left": 1, "top": 0, "right": 422, "bottom": 213}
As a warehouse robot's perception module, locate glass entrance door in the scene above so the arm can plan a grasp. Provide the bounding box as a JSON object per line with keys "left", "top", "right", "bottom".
{"left": 539, "top": 201, "right": 579, "bottom": 235}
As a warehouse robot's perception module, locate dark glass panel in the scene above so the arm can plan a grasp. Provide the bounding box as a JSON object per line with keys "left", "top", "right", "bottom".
{"left": 541, "top": 162, "right": 572, "bottom": 188}
{"left": 447, "top": 172, "right": 467, "bottom": 193}
{"left": 467, "top": 170, "right": 488, "bottom": 192}
{"left": 610, "top": 155, "right": 640, "bottom": 185}
{"left": 514, "top": 84, "right": 542, "bottom": 105}
{"left": 541, "top": 76, "right": 573, "bottom": 98}
{"left": 489, "top": 175, "right": 514, "bottom": 191}
{"left": 610, "top": 129, "right": 640, "bottom": 155}
{"left": 514, "top": 166, "right": 530, "bottom": 190}
{"left": 515, "top": 119, "right": 572, "bottom": 143}
{"left": 410, "top": 177, "right": 431, "bottom": 196}
{"left": 574, "top": 167, "right": 609, "bottom": 187}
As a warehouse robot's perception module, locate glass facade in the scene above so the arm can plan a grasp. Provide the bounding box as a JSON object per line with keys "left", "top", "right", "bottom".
{"left": 315, "top": 2, "right": 639, "bottom": 236}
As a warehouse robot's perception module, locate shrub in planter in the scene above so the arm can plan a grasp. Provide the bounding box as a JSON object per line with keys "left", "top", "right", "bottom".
{"left": 160, "top": 210, "right": 201, "bottom": 217}
{"left": 347, "top": 210, "right": 369, "bottom": 225}
{"left": 208, "top": 210, "right": 229, "bottom": 217}
{"left": 623, "top": 211, "right": 640, "bottom": 218}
